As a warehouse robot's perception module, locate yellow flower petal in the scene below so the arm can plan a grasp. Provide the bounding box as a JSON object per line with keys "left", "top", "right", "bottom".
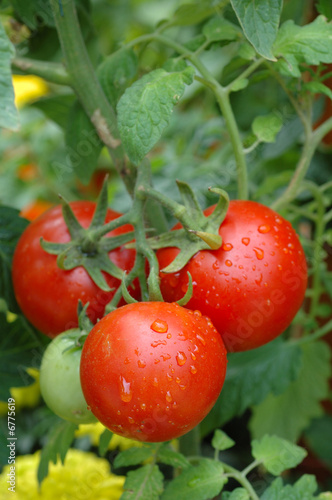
{"left": 12, "top": 75, "right": 49, "bottom": 108}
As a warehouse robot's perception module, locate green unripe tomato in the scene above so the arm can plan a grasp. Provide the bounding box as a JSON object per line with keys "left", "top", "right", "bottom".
{"left": 40, "top": 329, "right": 97, "bottom": 424}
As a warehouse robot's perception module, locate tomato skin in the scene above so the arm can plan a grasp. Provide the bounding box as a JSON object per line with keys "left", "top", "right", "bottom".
{"left": 12, "top": 201, "right": 138, "bottom": 338}
{"left": 40, "top": 329, "right": 97, "bottom": 424}
{"left": 80, "top": 302, "right": 227, "bottom": 442}
{"left": 157, "top": 201, "right": 308, "bottom": 352}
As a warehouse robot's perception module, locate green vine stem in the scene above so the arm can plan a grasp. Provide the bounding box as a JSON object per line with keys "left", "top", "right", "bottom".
{"left": 125, "top": 32, "right": 249, "bottom": 200}
{"left": 49, "top": 0, "right": 137, "bottom": 195}
{"left": 179, "top": 425, "right": 201, "bottom": 457}
{"left": 12, "top": 57, "right": 71, "bottom": 86}
{"left": 222, "top": 463, "right": 260, "bottom": 500}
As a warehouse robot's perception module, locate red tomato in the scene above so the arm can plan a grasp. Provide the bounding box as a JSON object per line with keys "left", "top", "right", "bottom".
{"left": 12, "top": 201, "right": 138, "bottom": 338}
{"left": 20, "top": 200, "right": 54, "bottom": 221}
{"left": 80, "top": 301, "right": 227, "bottom": 442}
{"left": 157, "top": 201, "right": 308, "bottom": 352}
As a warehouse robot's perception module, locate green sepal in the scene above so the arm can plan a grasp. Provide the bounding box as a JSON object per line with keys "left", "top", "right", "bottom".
{"left": 147, "top": 184, "right": 230, "bottom": 273}
{"left": 40, "top": 179, "right": 127, "bottom": 292}
{"left": 121, "top": 273, "right": 139, "bottom": 304}
{"left": 176, "top": 272, "right": 193, "bottom": 306}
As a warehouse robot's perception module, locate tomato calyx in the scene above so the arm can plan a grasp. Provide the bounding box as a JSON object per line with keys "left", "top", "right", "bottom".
{"left": 40, "top": 182, "right": 134, "bottom": 291}
{"left": 143, "top": 183, "right": 230, "bottom": 273}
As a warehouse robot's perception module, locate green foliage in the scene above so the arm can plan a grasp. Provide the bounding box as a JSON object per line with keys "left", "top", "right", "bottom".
{"left": 230, "top": 0, "right": 283, "bottom": 60}
{"left": 273, "top": 16, "right": 332, "bottom": 76}
{"left": 249, "top": 341, "right": 331, "bottom": 442}
{"left": 252, "top": 113, "right": 283, "bottom": 143}
{"left": 0, "top": 313, "right": 44, "bottom": 400}
{"left": 117, "top": 66, "right": 195, "bottom": 165}
{"left": 161, "top": 459, "right": 227, "bottom": 500}
{"left": 261, "top": 475, "right": 320, "bottom": 500}
{"left": 251, "top": 434, "right": 307, "bottom": 475}
{"left": 0, "top": 20, "right": 19, "bottom": 131}
{"left": 37, "top": 419, "right": 77, "bottom": 484}
{"left": 201, "top": 338, "right": 302, "bottom": 435}
{"left": 121, "top": 464, "right": 164, "bottom": 500}
{"left": 0, "top": 207, "right": 28, "bottom": 312}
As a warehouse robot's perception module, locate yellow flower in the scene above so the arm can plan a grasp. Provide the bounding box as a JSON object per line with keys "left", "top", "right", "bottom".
{"left": 0, "top": 368, "right": 41, "bottom": 416}
{"left": 76, "top": 422, "right": 141, "bottom": 451}
{"left": 0, "top": 449, "right": 125, "bottom": 500}
{"left": 12, "top": 75, "right": 49, "bottom": 108}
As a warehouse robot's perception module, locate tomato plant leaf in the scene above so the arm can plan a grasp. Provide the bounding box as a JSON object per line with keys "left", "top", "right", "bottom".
{"left": 212, "top": 429, "right": 235, "bottom": 451}
{"left": 114, "top": 446, "right": 154, "bottom": 469}
{"left": 0, "top": 313, "right": 45, "bottom": 401}
{"left": 121, "top": 464, "right": 164, "bottom": 500}
{"left": 169, "top": 1, "right": 227, "bottom": 27}
{"left": 304, "top": 415, "right": 332, "bottom": 470}
{"left": 97, "top": 48, "right": 138, "bottom": 109}
{"left": 316, "top": 0, "right": 332, "bottom": 20}
{"left": 157, "top": 444, "right": 191, "bottom": 469}
{"left": 32, "top": 94, "right": 76, "bottom": 129}
{"left": 98, "top": 428, "right": 113, "bottom": 457}
{"left": 200, "top": 338, "right": 302, "bottom": 436}
{"left": 117, "top": 67, "right": 195, "bottom": 165}
{"left": 251, "top": 435, "right": 307, "bottom": 475}
{"left": 65, "top": 100, "right": 103, "bottom": 185}
{"left": 252, "top": 113, "right": 283, "bottom": 143}
{"left": 202, "top": 16, "right": 241, "bottom": 43}
{"left": 230, "top": 0, "right": 282, "bottom": 61}
{"left": 273, "top": 16, "right": 332, "bottom": 77}
{"left": 304, "top": 81, "right": 332, "bottom": 101}
{"left": 161, "top": 458, "right": 227, "bottom": 500}
{"left": 222, "top": 488, "right": 250, "bottom": 500}
{"left": 9, "top": 0, "right": 54, "bottom": 29}
{"left": 37, "top": 419, "right": 77, "bottom": 485}
{"left": 261, "top": 475, "right": 319, "bottom": 500}
{"left": 0, "top": 207, "right": 29, "bottom": 313}
{"left": 249, "top": 341, "right": 331, "bottom": 442}
{"left": 0, "top": 21, "right": 19, "bottom": 131}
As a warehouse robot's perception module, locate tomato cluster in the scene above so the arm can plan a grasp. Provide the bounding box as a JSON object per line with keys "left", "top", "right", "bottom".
{"left": 13, "top": 198, "right": 307, "bottom": 442}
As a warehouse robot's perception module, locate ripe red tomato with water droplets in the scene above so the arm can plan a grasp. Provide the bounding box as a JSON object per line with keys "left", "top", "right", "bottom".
{"left": 12, "top": 201, "right": 138, "bottom": 338}
{"left": 80, "top": 301, "right": 227, "bottom": 442}
{"left": 157, "top": 201, "right": 308, "bottom": 352}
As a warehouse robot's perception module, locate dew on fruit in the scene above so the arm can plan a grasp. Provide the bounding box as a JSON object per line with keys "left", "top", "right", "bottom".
{"left": 138, "top": 359, "right": 146, "bottom": 368}
{"left": 166, "top": 373, "right": 173, "bottom": 381}
{"left": 124, "top": 357, "right": 130, "bottom": 364}
{"left": 167, "top": 333, "right": 172, "bottom": 339}
{"left": 196, "top": 333, "right": 206, "bottom": 346}
{"left": 119, "top": 376, "right": 132, "bottom": 402}
{"left": 140, "top": 403, "right": 146, "bottom": 410}
{"left": 191, "top": 352, "right": 196, "bottom": 361}
{"left": 225, "top": 259, "right": 232, "bottom": 267}
{"left": 190, "top": 366, "right": 197, "bottom": 374}
{"left": 176, "top": 351, "right": 187, "bottom": 366}
{"left": 278, "top": 264, "right": 283, "bottom": 271}
{"left": 153, "top": 377, "right": 158, "bottom": 386}
{"left": 253, "top": 247, "right": 264, "bottom": 260}
{"left": 258, "top": 224, "right": 271, "bottom": 234}
{"left": 212, "top": 261, "right": 220, "bottom": 270}
{"left": 255, "top": 273, "right": 263, "bottom": 286}
{"left": 275, "top": 217, "right": 283, "bottom": 224}
{"left": 166, "top": 391, "right": 173, "bottom": 403}
{"left": 160, "top": 353, "right": 171, "bottom": 361}
{"left": 128, "top": 416, "right": 134, "bottom": 424}
{"left": 151, "top": 319, "right": 168, "bottom": 333}
{"left": 242, "top": 237, "right": 250, "bottom": 246}
{"left": 151, "top": 339, "right": 167, "bottom": 348}
{"left": 223, "top": 243, "right": 233, "bottom": 251}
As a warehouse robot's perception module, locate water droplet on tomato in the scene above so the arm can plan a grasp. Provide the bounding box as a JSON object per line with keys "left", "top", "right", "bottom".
{"left": 124, "top": 357, "right": 130, "bottom": 364}
{"left": 167, "top": 333, "right": 172, "bottom": 339}
{"left": 194, "top": 310, "right": 202, "bottom": 317}
{"left": 253, "top": 247, "right": 264, "bottom": 260}
{"left": 275, "top": 217, "right": 283, "bottom": 224}
{"left": 225, "top": 259, "right": 232, "bottom": 267}
{"left": 119, "top": 376, "right": 132, "bottom": 402}
{"left": 191, "top": 352, "right": 196, "bottom": 361}
{"left": 212, "top": 260, "right": 220, "bottom": 270}
{"left": 258, "top": 224, "right": 271, "bottom": 234}
{"left": 176, "top": 351, "right": 187, "bottom": 366}
{"left": 255, "top": 273, "right": 263, "bottom": 286}
{"left": 151, "top": 339, "right": 167, "bottom": 348}
{"left": 117, "top": 410, "right": 121, "bottom": 415}
{"left": 128, "top": 416, "right": 134, "bottom": 424}
{"left": 242, "top": 237, "right": 250, "bottom": 246}
{"left": 151, "top": 319, "right": 168, "bottom": 333}
{"left": 166, "top": 373, "right": 173, "bottom": 381}
{"left": 190, "top": 365, "right": 197, "bottom": 374}
{"left": 169, "top": 275, "right": 179, "bottom": 288}
{"left": 138, "top": 359, "right": 146, "bottom": 368}
{"left": 278, "top": 264, "right": 283, "bottom": 271}
{"left": 175, "top": 377, "right": 181, "bottom": 384}
{"left": 152, "top": 377, "right": 158, "bottom": 386}
{"left": 140, "top": 403, "right": 146, "bottom": 410}
{"left": 222, "top": 242, "right": 233, "bottom": 251}
{"left": 196, "top": 334, "right": 206, "bottom": 346}
{"left": 288, "top": 243, "right": 294, "bottom": 249}
{"left": 166, "top": 391, "right": 173, "bottom": 403}
{"left": 160, "top": 353, "right": 171, "bottom": 361}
